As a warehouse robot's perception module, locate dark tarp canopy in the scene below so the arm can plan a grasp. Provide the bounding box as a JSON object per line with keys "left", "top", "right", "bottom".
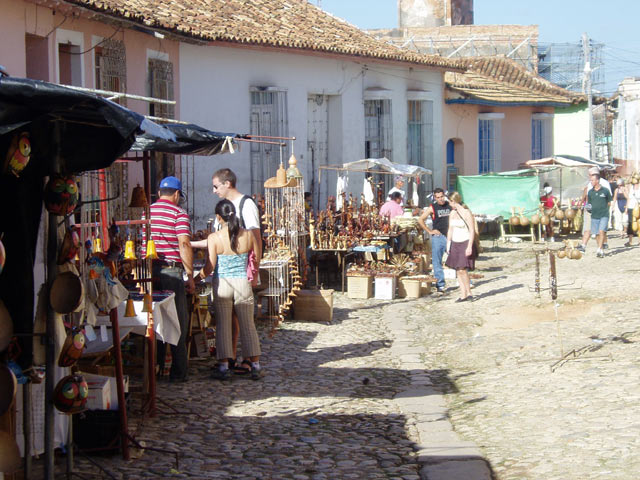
{"left": 131, "top": 123, "right": 238, "bottom": 156}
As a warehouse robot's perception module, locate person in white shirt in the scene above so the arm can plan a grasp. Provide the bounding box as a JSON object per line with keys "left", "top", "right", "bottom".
{"left": 387, "top": 176, "right": 406, "bottom": 205}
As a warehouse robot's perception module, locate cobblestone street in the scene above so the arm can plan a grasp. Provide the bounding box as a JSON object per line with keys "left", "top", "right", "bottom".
{"left": 66, "top": 233, "right": 640, "bottom": 479}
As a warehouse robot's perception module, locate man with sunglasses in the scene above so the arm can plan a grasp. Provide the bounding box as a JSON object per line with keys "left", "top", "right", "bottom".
{"left": 418, "top": 188, "right": 451, "bottom": 294}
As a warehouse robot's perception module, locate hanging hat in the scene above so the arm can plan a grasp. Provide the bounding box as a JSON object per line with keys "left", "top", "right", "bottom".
{"left": 58, "top": 326, "right": 86, "bottom": 367}
{"left": 53, "top": 374, "right": 89, "bottom": 414}
{"left": 0, "top": 364, "right": 17, "bottom": 416}
{"left": 264, "top": 163, "right": 295, "bottom": 188}
{"left": 49, "top": 271, "right": 83, "bottom": 314}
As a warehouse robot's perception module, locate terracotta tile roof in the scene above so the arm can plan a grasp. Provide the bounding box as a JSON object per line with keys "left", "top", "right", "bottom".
{"left": 61, "top": 0, "right": 465, "bottom": 70}
{"left": 446, "top": 56, "right": 586, "bottom": 105}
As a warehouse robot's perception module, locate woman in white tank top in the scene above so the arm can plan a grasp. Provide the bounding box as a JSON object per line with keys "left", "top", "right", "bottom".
{"left": 445, "top": 191, "right": 477, "bottom": 302}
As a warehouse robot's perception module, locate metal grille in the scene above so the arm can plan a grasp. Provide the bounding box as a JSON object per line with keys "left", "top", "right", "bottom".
{"left": 478, "top": 119, "right": 501, "bottom": 173}
{"left": 95, "top": 39, "right": 127, "bottom": 105}
{"left": 531, "top": 117, "right": 552, "bottom": 160}
{"left": 364, "top": 100, "right": 393, "bottom": 160}
{"left": 250, "top": 89, "right": 289, "bottom": 194}
{"left": 95, "top": 39, "right": 128, "bottom": 218}
{"left": 149, "top": 59, "right": 176, "bottom": 194}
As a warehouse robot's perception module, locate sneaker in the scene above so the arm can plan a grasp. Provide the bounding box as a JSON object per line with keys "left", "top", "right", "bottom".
{"left": 436, "top": 286, "right": 447, "bottom": 294}
{"left": 603, "top": 243, "right": 609, "bottom": 249}
{"left": 211, "top": 367, "right": 232, "bottom": 381}
{"left": 596, "top": 250, "right": 604, "bottom": 258}
{"left": 577, "top": 245, "right": 585, "bottom": 252}
{"left": 251, "top": 368, "right": 264, "bottom": 381}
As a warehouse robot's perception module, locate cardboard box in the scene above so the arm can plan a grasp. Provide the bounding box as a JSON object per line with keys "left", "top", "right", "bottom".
{"left": 191, "top": 332, "right": 209, "bottom": 358}
{"left": 347, "top": 276, "right": 373, "bottom": 299}
{"left": 374, "top": 276, "right": 397, "bottom": 300}
{"left": 83, "top": 373, "right": 128, "bottom": 410}
{"left": 292, "top": 289, "right": 334, "bottom": 322}
{"left": 86, "top": 376, "right": 111, "bottom": 411}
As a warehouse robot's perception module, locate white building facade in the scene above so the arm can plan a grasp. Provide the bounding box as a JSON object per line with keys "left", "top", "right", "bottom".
{"left": 613, "top": 78, "right": 640, "bottom": 170}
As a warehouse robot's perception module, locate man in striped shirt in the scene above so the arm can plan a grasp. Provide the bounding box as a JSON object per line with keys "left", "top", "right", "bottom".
{"left": 147, "top": 176, "right": 194, "bottom": 382}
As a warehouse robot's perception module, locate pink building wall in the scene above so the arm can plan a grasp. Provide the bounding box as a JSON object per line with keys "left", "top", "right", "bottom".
{"left": 442, "top": 101, "right": 554, "bottom": 184}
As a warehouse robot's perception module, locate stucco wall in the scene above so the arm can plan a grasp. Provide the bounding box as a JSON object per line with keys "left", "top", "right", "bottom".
{"left": 554, "top": 104, "right": 590, "bottom": 160}
{"left": 443, "top": 102, "right": 555, "bottom": 180}
{"left": 179, "top": 44, "right": 444, "bottom": 227}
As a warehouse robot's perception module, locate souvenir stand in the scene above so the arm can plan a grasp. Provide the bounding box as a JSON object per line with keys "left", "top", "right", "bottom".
{"left": 0, "top": 77, "right": 242, "bottom": 479}
{"left": 314, "top": 159, "right": 433, "bottom": 299}
{"left": 258, "top": 147, "right": 306, "bottom": 329}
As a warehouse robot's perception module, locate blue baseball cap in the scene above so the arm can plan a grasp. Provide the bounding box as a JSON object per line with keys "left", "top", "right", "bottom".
{"left": 159, "top": 176, "right": 185, "bottom": 199}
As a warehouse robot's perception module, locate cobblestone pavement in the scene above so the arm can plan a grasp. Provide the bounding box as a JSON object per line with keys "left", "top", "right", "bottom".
{"left": 64, "top": 232, "right": 640, "bottom": 479}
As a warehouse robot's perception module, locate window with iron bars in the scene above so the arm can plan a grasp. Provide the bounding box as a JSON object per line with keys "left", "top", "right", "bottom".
{"left": 149, "top": 58, "right": 175, "bottom": 195}
{"left": 364, "top": 99, "right": 393, "bottom": 160}
{"left": 478, "top": 118, "right": 502, "bottom": 174}
{"left": 407, "top": 100, "right": 434, "bottom": 170}
{"left": 531, "top": 115, "right": 553, "bottom": 160}
{"left": 250, "top": 89, "right": 289, "bottom": 194}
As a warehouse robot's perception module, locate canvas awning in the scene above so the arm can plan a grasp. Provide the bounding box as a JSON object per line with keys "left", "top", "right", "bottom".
{"left": 338, "top": 157, "right": 432, "bottom": 176}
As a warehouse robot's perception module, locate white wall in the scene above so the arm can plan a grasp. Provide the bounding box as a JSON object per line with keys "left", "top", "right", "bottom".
{"left": 179, "top": 44, "right": 444, "bottom": 227}
{"left": 613, "top": 79, "right": 640, "bottom": 168}
{"left": 553, "top": 104, "right": 590, "bottom": 160}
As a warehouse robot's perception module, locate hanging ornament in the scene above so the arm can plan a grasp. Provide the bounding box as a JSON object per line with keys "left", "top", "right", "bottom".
{"left": 124, "top": 238, "right": 137, "bottom": 260}
{"left": 57, "top": 227, "right": 80, "bottom": 265}
{"left": 124, "top": 297, "right": 136, "bottom": 317}
{"left": 58, "top": 326, "right": 86, "bottom": 367}
{"left": 53, "top": 374, "right": 89, "bottom": 414}
{"left": 145, "top": 239, "right": 158, "bottom": 260}
{"left": 44, "top": 174, "right": 79, "bottom": 216}
{"left": 94, "top": 237, "right": 103, "bottom": 254}
{"left": 141, "top": 293, "right": 153, "bottom": 313}
{"left": 3, "top": 132, "right": 31, "bottom": 177}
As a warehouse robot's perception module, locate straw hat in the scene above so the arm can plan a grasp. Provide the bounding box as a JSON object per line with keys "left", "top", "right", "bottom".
{"left": 0, "top": 430, "right": 21, "bottom": 474}
{"left": 49, "top": 271, "right": 83, "bottom": 314}
{"left": 0, "top": 364, "right": 17, "bottom": 416}
{"left": 0, "top": 299, "right": 12, "bottom": 352}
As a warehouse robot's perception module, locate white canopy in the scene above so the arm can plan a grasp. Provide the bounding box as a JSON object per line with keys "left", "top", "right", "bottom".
{"left": 340, "top": 157, "right": 432, "bottom": 176}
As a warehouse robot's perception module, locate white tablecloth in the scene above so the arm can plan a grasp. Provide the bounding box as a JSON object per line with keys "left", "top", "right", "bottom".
{"left": 96, "top": 292, "right": 180, "bottom": 345}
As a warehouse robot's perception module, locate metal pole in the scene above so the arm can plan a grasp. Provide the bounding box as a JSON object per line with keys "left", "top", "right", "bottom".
{"left": 109, "top": 308, "right": 130, "bottom": 460}
{"left": 44, "top": 123, "right": 62, "bottom": 480}
{"left": 23, "top": 382, "right": 32, "bottom": 478}
{"left": 582, "top": 33, "right": 596, "bottom": 162}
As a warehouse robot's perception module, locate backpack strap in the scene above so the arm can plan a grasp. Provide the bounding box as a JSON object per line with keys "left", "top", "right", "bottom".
{"left": 238, "top": 195, "right": 248, "bottom": 229}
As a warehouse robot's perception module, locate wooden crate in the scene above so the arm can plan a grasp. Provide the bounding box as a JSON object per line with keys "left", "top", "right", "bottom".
{"left": 292, "top": 289, "right": 334, "bottom": 323}
{"left": 347, "top": 276, "right": 373, "bottom": 299}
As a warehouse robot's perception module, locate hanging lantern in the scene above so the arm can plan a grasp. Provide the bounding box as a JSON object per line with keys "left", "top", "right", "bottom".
{"left": 44, "top": 174, "right": 79, "bottom": 216}
{"left": 53, "top": 374, "right": 89, "bottom": 414}
{"left": 3, "top": 132, "right": 31, "bottom": 178}
{"left": 124, "top": 239, "right": 137, "bottom": 260}
{"left": 145, "top": 239, "right": 158, "bottom": 260}
{"left": 129, "top": 184, "right": 148, "bottom": 208}
{"left": 141, "top": 293, "right": 153, "bottom": 313}
{"left": 124, "top": 297, "right": 136, "bottom": 317}
{"left": 94, "top": 237, "right": 103, "bottom": 254}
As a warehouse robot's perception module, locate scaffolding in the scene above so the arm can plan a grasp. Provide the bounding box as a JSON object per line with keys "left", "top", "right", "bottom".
{"left": 538, "top": 41, "right": 605, "bottom": 94}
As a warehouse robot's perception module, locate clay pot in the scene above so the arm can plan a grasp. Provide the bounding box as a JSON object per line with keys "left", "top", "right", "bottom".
{"left": 557, "top": 250, "right": 566, "bottom": 259}
{"left": 44, "top": 174, "right": 79, "bottom": 216}
{"left": 555, "top": 209, "right": 565, "bottom": 220}
{"left": 0, "top": 364, "right": 17, "bottom": 416}
{"left": 540, "top": 215, "right": 550, "bottom": 226}
{"left": 570, "top": 249, "right": 582, "bottom": 260}
{"left": 49, "top": 271, "right": 83, "bottom": 314}
{"left": 509, "top": 215, "right": 520, "bottom": 226}
{"left": 519, "top": 216, "right": 530, "bottom": 226}
{"left": 531, "top": 213, "right": 540, "bottom": 225}
{"left": 565, "top": 208, "right": 576, "bottom": 220}
{"left": 0, "top": 430, "right": 21, "bottom": 474}
{"left": 634, "top": 206, "right": 640, "bottom": 219}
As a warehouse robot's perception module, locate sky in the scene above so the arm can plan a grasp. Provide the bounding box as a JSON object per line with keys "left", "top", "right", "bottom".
{"left": 317, "top": 0, "right": 640, "bottom": 97}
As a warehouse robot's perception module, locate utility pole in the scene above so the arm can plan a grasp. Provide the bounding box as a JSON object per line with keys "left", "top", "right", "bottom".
{"left": 582, "top": 32, "right": 596, "bottom": 162}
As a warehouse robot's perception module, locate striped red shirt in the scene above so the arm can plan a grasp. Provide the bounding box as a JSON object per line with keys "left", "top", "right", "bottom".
{"left": 143, "top": 199, "right": 191, "bottom": 263}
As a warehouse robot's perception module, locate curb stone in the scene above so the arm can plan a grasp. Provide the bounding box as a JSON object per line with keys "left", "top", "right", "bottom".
{"left": 384, "top": 307, "right": 494, "bottom": 480}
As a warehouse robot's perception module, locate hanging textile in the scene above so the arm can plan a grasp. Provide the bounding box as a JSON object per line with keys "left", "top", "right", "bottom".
{"left": 336, "top": 175, "right": 348, "bottom": 211}
{"left": 412, "top": 178, "right": 419, "bottom": 207}
{"left": 363, "top": 177, "right": 375, "bottom": 205}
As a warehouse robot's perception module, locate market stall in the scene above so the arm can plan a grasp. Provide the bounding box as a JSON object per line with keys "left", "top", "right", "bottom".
{"left": 0, "top": 76, "right": 241, "bottom": 479}
{"left": 311, "top": 159, "right": 433, "bottom": 299}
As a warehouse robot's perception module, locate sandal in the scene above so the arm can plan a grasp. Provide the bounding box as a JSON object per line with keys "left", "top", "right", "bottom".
{"left": 233, "top": 360, "right": 252, "bottom": 375}
{"left": 211, "top": 367, "right": 231, "bottom": 381}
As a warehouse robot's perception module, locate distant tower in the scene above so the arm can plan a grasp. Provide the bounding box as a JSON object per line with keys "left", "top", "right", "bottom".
{"left": 398, "top": 0, "right": 473, "bottom": 28}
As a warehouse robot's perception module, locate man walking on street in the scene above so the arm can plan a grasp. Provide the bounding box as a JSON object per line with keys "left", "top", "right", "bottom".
{"left": 147, "top": 176, "right": 194, "bottom": 382}
{"left": 418, "top": 188, "right": 451, "bottom": 293}
{"left": 587, "top": 173, "right": 612, "bottom": 258}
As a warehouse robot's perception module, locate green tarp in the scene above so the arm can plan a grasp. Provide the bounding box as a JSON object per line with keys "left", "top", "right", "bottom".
{"left": 457, "top": 175, "right": 540, "bottom": 218}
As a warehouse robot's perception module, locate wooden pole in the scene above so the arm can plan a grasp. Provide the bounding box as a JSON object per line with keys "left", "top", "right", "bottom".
{"left": 109, "top": 308, "right": 130, "bottom": 460}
